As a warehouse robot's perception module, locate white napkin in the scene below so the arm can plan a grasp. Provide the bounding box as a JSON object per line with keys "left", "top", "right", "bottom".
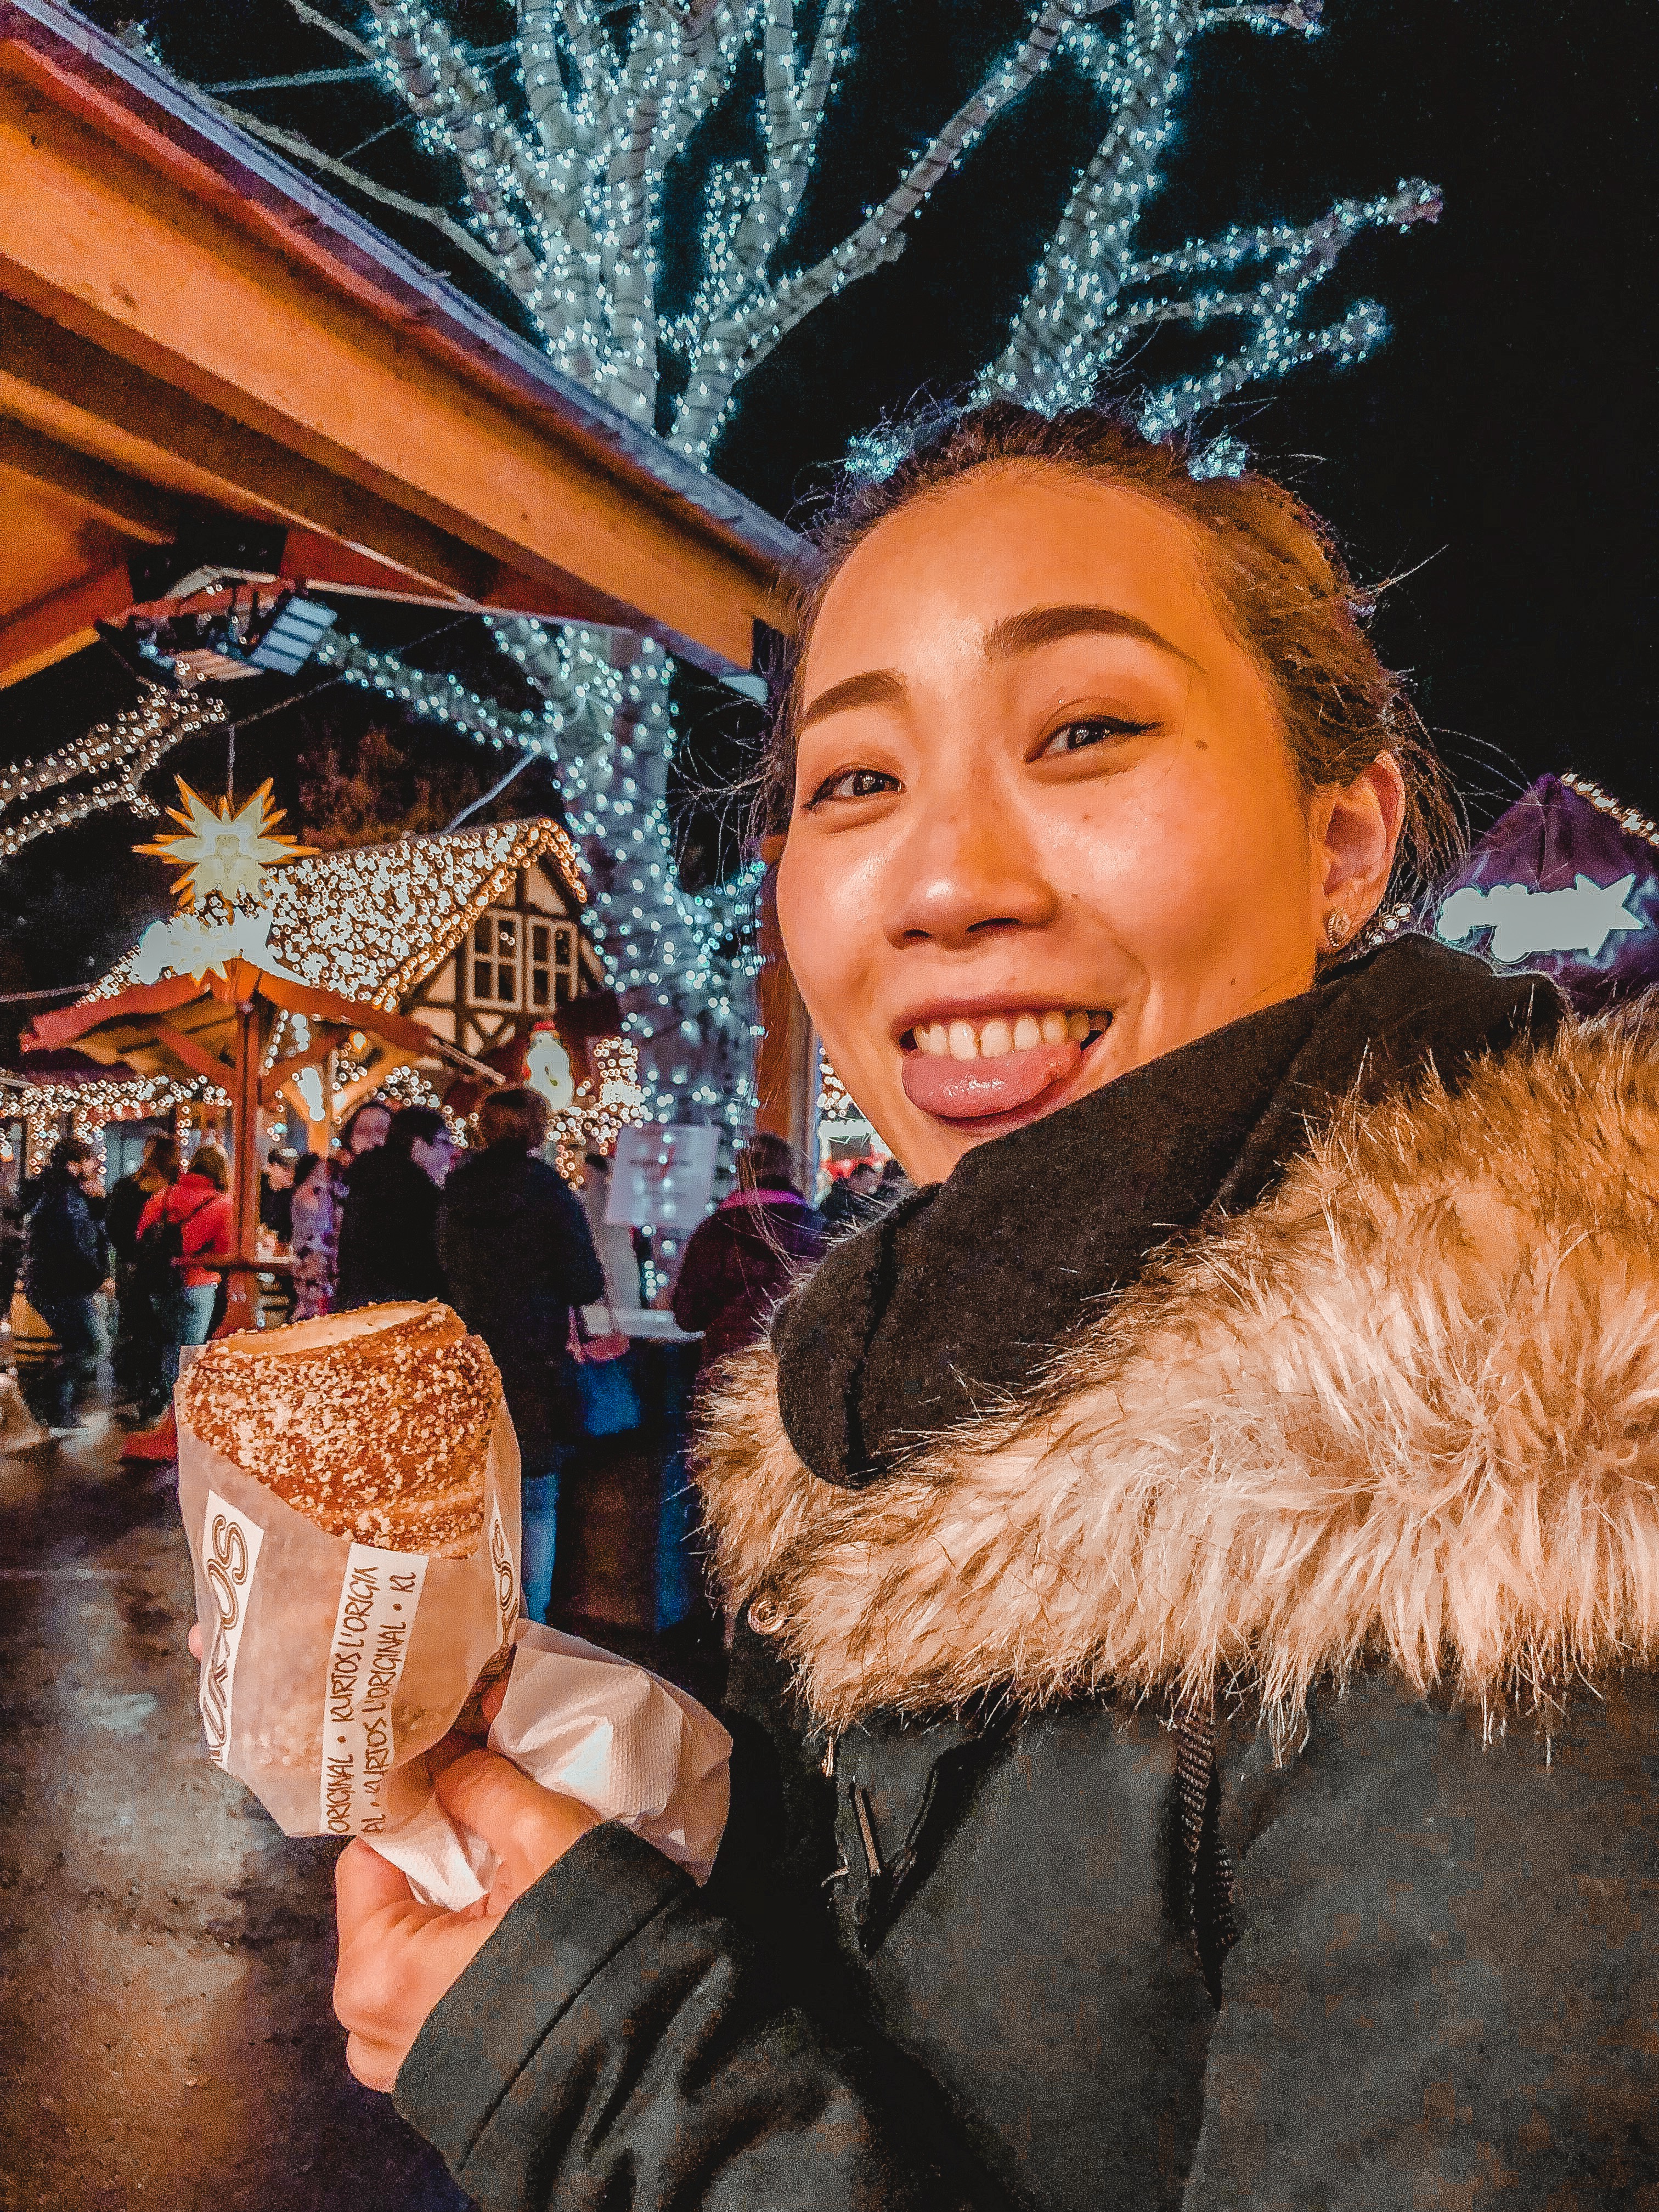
{"left": 370, "top": 1620, "right": 733, "bottom": 1908}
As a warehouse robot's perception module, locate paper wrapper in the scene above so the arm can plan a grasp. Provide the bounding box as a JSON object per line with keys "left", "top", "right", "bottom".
{"left": 375, "top": 1620, "right": 733, "bottom": 1905}
{"left": 179, "top": 1400, "right": 523, "bottom": 1839}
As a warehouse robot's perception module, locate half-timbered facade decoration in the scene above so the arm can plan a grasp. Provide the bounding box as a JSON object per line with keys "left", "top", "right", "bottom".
{"left": 52, "top": 815, "right": 627, "bottom": 1152}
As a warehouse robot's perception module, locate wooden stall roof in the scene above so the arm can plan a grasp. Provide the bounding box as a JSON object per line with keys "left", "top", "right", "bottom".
{"left": 0, "top": 0, "right": 805, "bottom": 689}
{"left": 83, "top": 817, "right": 586, "bottom": 1012}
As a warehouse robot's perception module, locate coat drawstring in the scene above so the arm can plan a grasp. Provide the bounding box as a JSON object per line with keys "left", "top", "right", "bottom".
{"left": 1175, "top": 1702, "right": 1239, "bottom": 2007}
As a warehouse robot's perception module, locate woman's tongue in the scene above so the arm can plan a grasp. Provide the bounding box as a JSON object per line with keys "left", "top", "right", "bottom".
{"left": 901, "top": 1036, "right": 1082, "bottom": 1121}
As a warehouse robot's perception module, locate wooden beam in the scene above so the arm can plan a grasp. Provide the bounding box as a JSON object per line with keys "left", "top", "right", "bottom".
{"left": 0, "top": 556, "right": 135, "bottom": 685}
{"left": 258, "top": 1025, "right": 347, "bottom": 1107}
{"left": 0, "top": 297, "right": 500, "bottom": 606}
{"left": 151, "top": 1020, "right": 234, "bottom": 1090}
{"left": 0, "top": 51, "right": 798, "bottom": 671}
{"left": 0, "top": 414, "right": 180, "bottom": 541}
{"left": 752, "top": 864, "right": 820, "bottom": 1169}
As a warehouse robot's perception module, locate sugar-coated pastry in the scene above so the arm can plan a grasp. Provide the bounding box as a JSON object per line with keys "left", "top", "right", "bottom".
{"left": 177, "top": 1302, "right": 500, "bottom": 1557}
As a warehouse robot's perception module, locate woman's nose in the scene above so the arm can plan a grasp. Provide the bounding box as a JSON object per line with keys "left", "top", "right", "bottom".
{"left": 885, "top": 793, "right": 1057, "bottom": 950}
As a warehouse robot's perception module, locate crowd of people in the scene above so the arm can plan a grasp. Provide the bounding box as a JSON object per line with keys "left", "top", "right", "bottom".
{"left": 7, "top": 1099, "right": 901, "bottom": 1599}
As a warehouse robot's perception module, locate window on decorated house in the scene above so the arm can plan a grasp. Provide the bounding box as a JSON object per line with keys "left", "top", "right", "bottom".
{"left": 472, "top": 911, "right": 521, "bottom": 1007}
{"left": 471, "top": 909, "right": 580, "bottom": 1009}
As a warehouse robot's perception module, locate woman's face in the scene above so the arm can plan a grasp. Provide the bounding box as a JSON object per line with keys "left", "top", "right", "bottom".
{"left": 776, "top": 465, "right": 1402, "bottom": 1186}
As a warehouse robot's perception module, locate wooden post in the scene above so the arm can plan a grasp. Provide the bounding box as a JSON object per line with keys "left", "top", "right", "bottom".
{"left": 752, "top": 860, "right": 819, "bottom": 1170}
{"left": 232, "top": 999, "right": 262, "bottom": 1260}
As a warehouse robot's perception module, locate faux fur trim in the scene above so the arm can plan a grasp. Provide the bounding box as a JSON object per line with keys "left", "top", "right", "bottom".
{"left": 694, "top": 1005, "right": 1659, "bottom": 1736}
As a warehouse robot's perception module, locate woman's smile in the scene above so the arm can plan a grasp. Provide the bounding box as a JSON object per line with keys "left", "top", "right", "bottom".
{"left": 897, "top": 1003, "right": 1114, "bottom": 1125}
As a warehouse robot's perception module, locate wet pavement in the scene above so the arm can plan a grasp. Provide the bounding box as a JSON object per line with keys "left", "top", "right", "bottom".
{"left": 0, "top": 1407, "right": 726, "bottom": 2212}
{"left": 0, "top": 1413, "right": 471, "bottom": 2211}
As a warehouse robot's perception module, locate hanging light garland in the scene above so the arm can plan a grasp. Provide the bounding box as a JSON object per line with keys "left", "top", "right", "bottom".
{"left": 0, "top": 693, "right": 227, "bottom": 859}
{"left": 3, "top": 1072, "right": 231, "bottom": 1176}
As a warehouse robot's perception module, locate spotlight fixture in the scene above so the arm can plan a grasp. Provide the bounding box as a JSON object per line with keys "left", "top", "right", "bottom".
{"left": 248, "top": 594, "right": 338, "bottom": 675}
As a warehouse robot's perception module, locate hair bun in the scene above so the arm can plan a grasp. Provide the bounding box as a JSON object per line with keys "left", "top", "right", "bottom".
{"left": 177, "top": 1303, "right": 501, "bottom": 1558}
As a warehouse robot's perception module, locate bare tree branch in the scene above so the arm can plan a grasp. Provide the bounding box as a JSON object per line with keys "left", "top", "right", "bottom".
{"left": 671, "top": 0, "right": 1097, "bottom": 456}
{"left": 284, "top": 0, "right": 376, "bottom": 61}
{"left": 198, "top": 94, "right": 509, "bottom": 276}
{"left": 982, "top": 0, "right": 1223, "bottom": 400}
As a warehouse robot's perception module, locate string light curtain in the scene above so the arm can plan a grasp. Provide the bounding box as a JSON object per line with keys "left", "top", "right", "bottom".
{"left": 0, "top": 694, "right": 227, "bottom": 860}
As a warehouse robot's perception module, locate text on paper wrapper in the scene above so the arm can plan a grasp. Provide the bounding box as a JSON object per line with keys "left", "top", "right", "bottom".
{"left": 321, "top": 1543, "right": 429, "bottom": 1834}
{"left": 199, "top": 1490, "right": 265, "bottom": 1768}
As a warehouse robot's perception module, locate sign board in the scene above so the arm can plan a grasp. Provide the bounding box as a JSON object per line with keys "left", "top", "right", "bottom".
{"left": 1426, "top": 772, "right": 1659, "bottom": 1014}
{"left": 605, "top": 1124, "right": 720, "bottom": 1231}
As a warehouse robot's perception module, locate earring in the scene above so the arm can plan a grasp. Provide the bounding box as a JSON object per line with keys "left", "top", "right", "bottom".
{"left": 1325, "top": 909, "right": 1352, "bottom": 949}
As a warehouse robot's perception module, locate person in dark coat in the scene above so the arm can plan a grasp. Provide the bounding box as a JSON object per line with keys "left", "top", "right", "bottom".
{"left": 0, "top": 1179, "right": 25, "bottom": 1318}
{"left": 819, "top": 1155, "right": 882, "bottom": 1233}
{"left": 105, "top": 1132, "right": 180, "bottom": 1419}
{"left": 23, "top": 1135, "right": 110, "bottom": 1430}
{"left": 328, "top": 406, "right": 1659, "bottom": 2207}
{"left": 438, "top": 1086, "right": 604, "bottom": 1621}
{"left": 334, "top": 1105, "right": 454, "bottom": 1312}
{"left": 672, "top": 1132, "right": 826, "bottom": 1378}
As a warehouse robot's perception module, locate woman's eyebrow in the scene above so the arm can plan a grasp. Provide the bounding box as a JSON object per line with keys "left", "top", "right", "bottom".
{"left": 795, "top": 666, "right": 906, "bottom": 736}
{"left": 795, "top": 603, "right": 1194, "bottom": 734}
{"left": 986, "top": 603, "right": 1198, "bottom": 667}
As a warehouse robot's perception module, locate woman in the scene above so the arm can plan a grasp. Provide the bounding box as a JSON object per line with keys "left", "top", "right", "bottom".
{"left": 22, "top": 1135, "right": 110, "bottom": 1431}
{"left": 303, "top": 1099, "right": 393, "bottom": 1316}
{"left": 137, "top": 1142, "right": 231, "bottom": 1385}
{"left": 672, "top": 1132, "right": 827, "bottom": 1379}
{"left": 330, "top": 406, "right": 1659, "bottom": 2205}
{"left": 287, "top": 1152, "right": 335, "bottom": 1321}
{"left": 438, "top": 1087, "right": 604, "bottom": 1622}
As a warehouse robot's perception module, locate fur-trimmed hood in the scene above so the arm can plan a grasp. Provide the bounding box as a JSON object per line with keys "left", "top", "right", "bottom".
{"left": 695, "top": 1007, "right": 1659, "bottom": 1736}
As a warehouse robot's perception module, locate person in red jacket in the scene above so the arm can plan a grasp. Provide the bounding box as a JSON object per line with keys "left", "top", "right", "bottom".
{"left": 136, "top": 1142, "right": 233, "bottom": 1386}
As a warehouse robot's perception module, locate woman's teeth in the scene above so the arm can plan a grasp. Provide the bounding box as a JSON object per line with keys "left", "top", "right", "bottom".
{"left": 911, "top": 1009, "right": 1111, "bottom": 1061}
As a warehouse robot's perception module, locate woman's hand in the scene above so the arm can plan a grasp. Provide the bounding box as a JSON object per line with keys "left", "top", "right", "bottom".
{"left": 334, "top": 1747, "right": 597, "bottom": 2092}
{"left": 182, "top": 1624, "right": 582, "bottom": 2090}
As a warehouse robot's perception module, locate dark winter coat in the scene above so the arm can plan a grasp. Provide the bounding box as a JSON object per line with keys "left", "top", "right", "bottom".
{"left": 672, "top": 1189, "right": 827, "bottom": 1373}
{"left": 23, "top": 1171, "right": 108, "bottom": 1302}
{"left": 392, "top": 977, "right": 1659, "bottom": 2209}
{"left": 334, "top": 1148, "right": 445, "bottom": 1312}
{"left": 104, "top": 1171, "right": 156, "bottom": 1265}
{"left": 437, "top": 1144, "right": 604, "bottom": 1465}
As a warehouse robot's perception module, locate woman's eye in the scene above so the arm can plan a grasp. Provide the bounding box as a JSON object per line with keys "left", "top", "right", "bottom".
{"left": 1038, "top": 715, "right": 1154, "bottom": 758}
{"left": 805, "top": 766, "right": 901, "bottom": 809}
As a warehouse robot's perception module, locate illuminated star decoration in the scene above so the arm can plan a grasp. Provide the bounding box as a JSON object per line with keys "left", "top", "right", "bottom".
{"left": 135, "top": 778, "right": 315, "bottom": 911}
{"left": 1436, "top": 874, "right": 1645, "bottom": 966}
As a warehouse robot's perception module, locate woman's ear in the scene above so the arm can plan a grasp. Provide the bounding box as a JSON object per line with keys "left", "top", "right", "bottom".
{"left": 1313, "top": 753, "right": 1407, "bottom": 930}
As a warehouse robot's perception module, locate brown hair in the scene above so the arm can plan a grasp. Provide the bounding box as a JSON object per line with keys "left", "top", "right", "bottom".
{"left": 478, "top": 1086, "right": 551, "bottom": 1153}
{"left": 737, "top": 1131, "right": 803, "bottom": 1197}
{"left": 143, "top": 1134, "right": 182, "bottom": 1182}
{"left": 189, "top": 1143, "right": 231, "bottom": 1192}
{"left": 766, "top": 403, "right": 1462, "bottom": 927}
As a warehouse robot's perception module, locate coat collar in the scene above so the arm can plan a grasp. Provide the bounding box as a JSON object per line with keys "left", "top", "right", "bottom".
{"left": 696, "top": 1003, "right": 1659, "bottom": 1739}
{"left": 772, "top": 935, "right": 1560, "bottom": 1490}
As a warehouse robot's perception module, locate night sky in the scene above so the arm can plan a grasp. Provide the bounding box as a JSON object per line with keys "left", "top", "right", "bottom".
{"left": 2, "top": 0, "right": 1652, "bottom": 1005}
